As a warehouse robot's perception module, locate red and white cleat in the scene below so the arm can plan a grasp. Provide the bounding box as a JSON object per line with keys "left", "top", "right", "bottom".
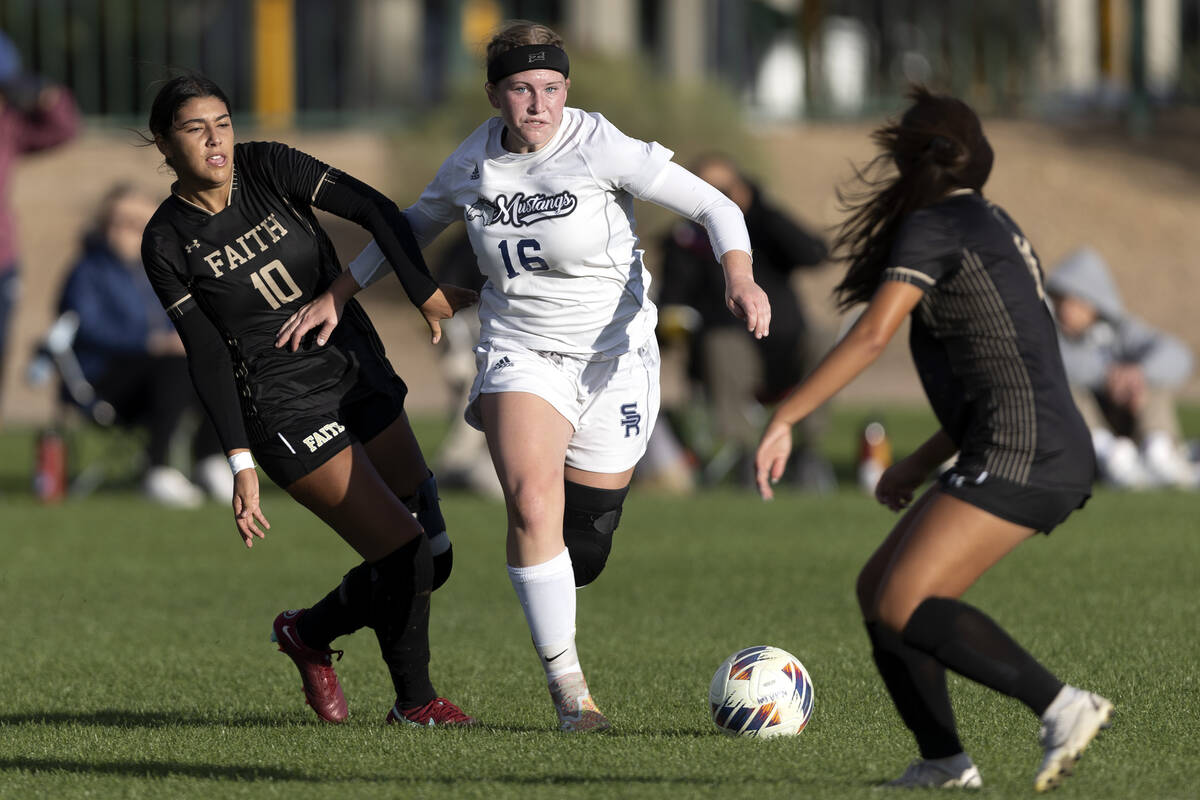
{"left": 270, "top": 609, "right": 348, "bottom": 723}
{"left": 385, "top": 697, "right": 476, "bottom": 727}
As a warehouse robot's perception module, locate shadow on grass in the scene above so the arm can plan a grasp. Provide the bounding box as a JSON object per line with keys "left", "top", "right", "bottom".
{"left": 0, "top": 757, "right": 316, "bottom": 783}
{"left": 0, "top": 709, "right": 301, "bottom": 729}
{"left": 0, "top": 757, "right": 801, "bottom": 787}
{"left": 477, "top": 721, "right": 712, "bottom": 738}
{"left": 5, "top": 710, "right": 722, "bottom": 740}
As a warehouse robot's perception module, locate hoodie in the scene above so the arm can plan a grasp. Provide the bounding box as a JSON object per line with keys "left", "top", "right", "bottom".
{"left": 1045, "top": 247, "right": 1192, "bottom": 391}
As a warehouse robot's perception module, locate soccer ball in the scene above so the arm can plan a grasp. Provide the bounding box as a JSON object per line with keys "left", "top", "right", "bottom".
{"left": 709, "top": 645, "right": 814, "bottom": 738}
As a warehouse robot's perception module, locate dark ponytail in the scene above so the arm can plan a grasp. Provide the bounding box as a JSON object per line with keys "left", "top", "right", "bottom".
{"left": 832, "top": 86, "right": 993, "bottom": 311}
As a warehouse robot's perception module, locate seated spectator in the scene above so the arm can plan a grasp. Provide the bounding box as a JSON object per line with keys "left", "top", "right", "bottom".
{"left": 657, "top": 153, "right": 833, "bottom": 489}
{"left": 1047, "top": 246, "right": 1197, "bottom": 489}
{"left": 57, "top": 184, "right": 230, "bottom": 506}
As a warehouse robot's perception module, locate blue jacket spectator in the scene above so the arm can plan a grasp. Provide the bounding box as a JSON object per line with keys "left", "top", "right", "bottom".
{"left": 56, "top": 185, "right": 230, "bottom": 506}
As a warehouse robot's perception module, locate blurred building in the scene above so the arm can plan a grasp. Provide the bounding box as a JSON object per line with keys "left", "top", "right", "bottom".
{"left": 0, "top": 0, "right": 1196, "bottom": 125}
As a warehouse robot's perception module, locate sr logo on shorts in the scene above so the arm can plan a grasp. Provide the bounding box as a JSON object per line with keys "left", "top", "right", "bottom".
{"left": 620, "top": 402, "right": 641, "bottom": 438}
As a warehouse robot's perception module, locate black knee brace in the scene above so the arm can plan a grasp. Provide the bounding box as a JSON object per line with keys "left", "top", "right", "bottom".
{"left": 563, "top": 480, "right": 629, "bottom": 587}
{"left": 404, "top": 472, "right": 453, "bottom": 591}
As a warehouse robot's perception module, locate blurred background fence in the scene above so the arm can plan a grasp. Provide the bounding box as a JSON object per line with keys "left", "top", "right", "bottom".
{"left": 3, "top": 0, "right": 1200, "bottom": 432}
{"left": 2, "top": 0, "right": 1198, "bottom": 128}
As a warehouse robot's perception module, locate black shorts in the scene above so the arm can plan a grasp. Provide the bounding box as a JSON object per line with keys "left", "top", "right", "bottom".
{"left": 939, "top": 467, "right": 1090, "bottom": 534}
{"left": 250, "top": 377, "right": 407, "bottom": 489}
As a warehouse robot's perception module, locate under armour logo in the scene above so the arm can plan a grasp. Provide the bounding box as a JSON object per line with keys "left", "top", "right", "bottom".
{"left": 184, "top": 239, "right": 202, "bottom": 253}
{"left": 620, "top": 402, "right": 641, "bottom": 438}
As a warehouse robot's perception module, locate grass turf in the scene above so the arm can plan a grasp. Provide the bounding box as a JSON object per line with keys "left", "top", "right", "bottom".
{"left": 1, "top": 411, "right": 1198, "bottom": 799}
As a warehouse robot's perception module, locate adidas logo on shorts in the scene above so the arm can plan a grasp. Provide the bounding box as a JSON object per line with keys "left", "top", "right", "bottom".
{"left": 492, "top": 356, "right": 514, "bottom": 372}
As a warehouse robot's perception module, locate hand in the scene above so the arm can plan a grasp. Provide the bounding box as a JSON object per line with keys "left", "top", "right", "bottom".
{"left": 725, "top": 275, "right": 771, "bottom": 339}
{"left": 1105, "top": 363, "right": 1147, "bottom": 412}
{"left": 232, "top": 468, "right": 270, "bottom": 548}
{"left": 874, "top": 456, "right": 929, "bottom": 512}
{"left": 420, "top": 284, "right": 479, "bottom": 344}
{"left": 276, "top": 290, "right": 343, "bottom": 352}
{"left": 755, "top": 419, "right": 794, "bottom": 500}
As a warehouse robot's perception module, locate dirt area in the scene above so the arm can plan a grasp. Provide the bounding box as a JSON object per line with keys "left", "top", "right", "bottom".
{"left": 4, "top": 112, "right": 1199, "bottom": 426}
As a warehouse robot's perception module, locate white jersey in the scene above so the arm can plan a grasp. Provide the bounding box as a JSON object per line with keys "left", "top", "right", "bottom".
{"left": 352, "top": 107, "right": 750, "bottom": 356}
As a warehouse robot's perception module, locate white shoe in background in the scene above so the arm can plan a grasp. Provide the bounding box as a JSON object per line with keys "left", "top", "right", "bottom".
{"left": 1142, "top": 434, "right": 1199, "bottom": 489}
{"left": 195, "top": 454, "right": 236, "bottom": 501}
{"left": 1099, "top": 437, "right": 1151, "bottom": 489}
{"left": 882, "top": 753, "right": 982, "bottom": 789}
{"left": 143, "top": 465, "right": 205, "bottom": 508}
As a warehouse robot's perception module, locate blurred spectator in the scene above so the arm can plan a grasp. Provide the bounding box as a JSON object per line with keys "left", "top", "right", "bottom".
{"left": 57, "top": 185, "right": 230, "bottom": 507}
{"left": 1047, "top": 247, "right": 1197, "bottom": 489}
{"left": 427, "top": 231, "right": 501, "bottom": 498}
{"left": 0, "top": 30, "right": 80, "bottom": 418}
{"left": 657, "top": 153, "right": 833, "bottom": 490}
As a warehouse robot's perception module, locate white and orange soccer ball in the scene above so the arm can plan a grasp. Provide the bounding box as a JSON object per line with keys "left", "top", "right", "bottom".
{"left": 709, "top": 645, "right": 814, "bottom": 738}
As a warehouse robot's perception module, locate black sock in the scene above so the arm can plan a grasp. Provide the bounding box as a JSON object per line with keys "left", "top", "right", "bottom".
{"left": 902, "top": 597, "right": 1064, "bottom": 716}
{"left": 866, "top": 621, "right": 963, "bottom": 759}
{"left": 370, "top": 535, "right": 436, "bottom": 708}
{"left": 297, "top": 562, "right": 373, "bottom": 650}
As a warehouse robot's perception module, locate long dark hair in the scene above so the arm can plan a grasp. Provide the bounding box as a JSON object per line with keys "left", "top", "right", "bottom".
{"left": 832, "top": 86, "right": 993, "bottom": 310}
{"left": 141, "top": 72, "right": 231, "bottom": 170}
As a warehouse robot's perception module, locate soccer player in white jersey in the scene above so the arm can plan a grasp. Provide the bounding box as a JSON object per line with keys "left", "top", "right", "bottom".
{"left": 277, "top": 20, "right": 771, "bottom": 732}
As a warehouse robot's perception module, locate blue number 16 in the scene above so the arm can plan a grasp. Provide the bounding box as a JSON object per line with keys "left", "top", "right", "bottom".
{"left": 498, "top": 238, "right": 549, "bottom": 279}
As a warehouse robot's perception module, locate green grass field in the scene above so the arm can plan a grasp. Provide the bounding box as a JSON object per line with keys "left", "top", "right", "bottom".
{"left": 1, "top": 410, "right": 1198, "bottom": 799}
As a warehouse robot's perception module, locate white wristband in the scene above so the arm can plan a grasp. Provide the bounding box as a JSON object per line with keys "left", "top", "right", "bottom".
{"left": 228, "top": 451, "right": 255, "bottom": 475}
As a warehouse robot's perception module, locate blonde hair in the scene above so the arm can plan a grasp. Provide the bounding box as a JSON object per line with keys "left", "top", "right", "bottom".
{"left": 485, "top": 20, "right": 564, "bottom": 70}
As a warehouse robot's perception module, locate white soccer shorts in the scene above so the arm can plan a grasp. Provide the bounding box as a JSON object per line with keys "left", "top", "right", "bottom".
{"left": 465, "top": 337, "right": 660, "bottom": 474}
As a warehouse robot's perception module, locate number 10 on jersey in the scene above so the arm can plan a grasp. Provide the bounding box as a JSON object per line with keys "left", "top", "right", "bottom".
{"left": 250, "top": 259, "right": 303, "bottom": 309}
{"left": 498, "top": 238, "right": 548, "bottom": 279}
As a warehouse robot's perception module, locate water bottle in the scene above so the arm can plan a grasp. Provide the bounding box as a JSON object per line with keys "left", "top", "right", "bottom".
{"left": 857, "top": 420, "right": 892, "bottom": 493}
{"left": 33, "top": 428, "right": 67, "bottom": 503}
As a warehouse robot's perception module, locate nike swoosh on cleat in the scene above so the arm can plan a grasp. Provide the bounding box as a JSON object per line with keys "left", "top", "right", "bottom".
{"left": 282, "top": 625, "right": 302, "bottom": 650}
{"left": 545, "top": 649, "right": 568, "bottom": 663}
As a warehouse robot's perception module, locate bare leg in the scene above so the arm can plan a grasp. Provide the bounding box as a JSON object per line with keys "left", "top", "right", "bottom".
{"left": 478, "top": 391, "right": 614, "bottom": 731}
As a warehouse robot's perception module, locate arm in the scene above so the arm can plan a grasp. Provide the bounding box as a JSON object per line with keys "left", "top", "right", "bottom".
{"left": 266, "top": 144, "right": 475, "bottom": 348}
{"left": 143, "top": 235, "right": 267, "bottom": 545}
{"left": 874, "top": 429, "right": 958, "bottom": 511}
{"left": 348, "top": 207, "right": 453, "bottom": 289}
{"left": 172, "top": 301, "right": 270, "bottom": 547}
{"left": 754, "top": 280, "right": 925, "bottom": 499}
{"left": 310, "top": 170, "right": 439, "bottom": 307}
{"left": 638, "top": 162, "right": 770, "bottom": 337}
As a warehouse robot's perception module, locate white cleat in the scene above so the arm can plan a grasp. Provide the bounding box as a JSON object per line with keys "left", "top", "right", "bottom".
{"left": 1034, "top": 686, "right": 1113, "bottom": 792}
{"left": 882, "top": 753, "right": 982, "bottom": 789}
{"left": 548, "top": 672, "right": 610, "bottom": 733}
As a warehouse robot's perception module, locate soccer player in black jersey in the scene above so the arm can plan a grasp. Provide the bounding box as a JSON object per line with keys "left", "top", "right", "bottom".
{"left": 140, "top": 74, "right": 477, "bottom": 727}
{"left": 754, "top": 88, "right": 1113, "bottom": 791}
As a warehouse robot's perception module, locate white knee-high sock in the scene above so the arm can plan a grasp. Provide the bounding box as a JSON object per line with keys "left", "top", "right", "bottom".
{"left": 508, "top": 548, "right": 582, "bottom": 681}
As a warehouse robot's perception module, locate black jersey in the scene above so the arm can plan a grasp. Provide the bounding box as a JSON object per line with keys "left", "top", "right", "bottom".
{"left": 143, "top": 141, "right": 437, "bottom": 448}
{"left": 883, "top": 191, "right": 1094, "bottom": 492}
